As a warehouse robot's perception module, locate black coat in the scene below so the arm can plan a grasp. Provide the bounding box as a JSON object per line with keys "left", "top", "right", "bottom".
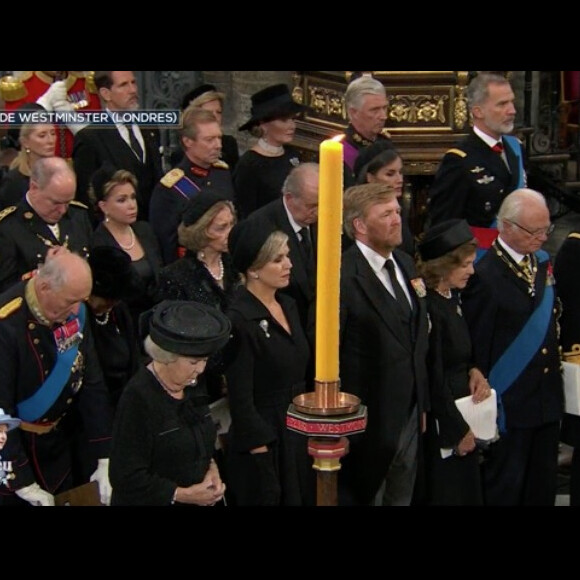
{"left": 0, "top": 283, "right": 112, "bottom": 495}
{"left": 0, "top": 199, "right": 92, "bottom": 293}
{"left": 72, "top": 124, "right": 163, "bottom": 221}
{"left": 247, "top": 199, "right": 316, "bottom": 332}
{"left": 224, "top": 287, "right": 314, "bottom": 505}
{"left": 110, "top": 366, "right": 217, "bottom": 506}
{"left": 338, "top": 246, "right": 430, "bottom": 504}
{"left": 423, "top": 290, "right": 484, "bottom": 506}
{"left": 427, "top": 131, "right": 525, "bottom": 228}
{"left": 233, "top": 147, "right": 301, "bottom": 219}
{"left": 461, "top": 242, "right": 563, "bottom": 429}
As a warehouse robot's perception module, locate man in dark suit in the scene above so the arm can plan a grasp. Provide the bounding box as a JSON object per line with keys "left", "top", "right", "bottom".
{"left": 0, "top": 157, "right": 92, "bottom": 293}
{"left": 246, "top": 162, "right": 319, "bottom": 332}
{"left": 461, "top": 188, "right": 563, "bottom": 506}
{"left": 339, "top": 183, "right": 430, "bottom": 506}
{"left": 427, "top": 72, "right": 526, "bottom": 253}
{"left": 72, "top": 71, "right": 163, "bottom": 221}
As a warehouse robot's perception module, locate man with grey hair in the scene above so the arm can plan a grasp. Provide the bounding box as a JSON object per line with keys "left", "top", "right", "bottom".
{"left": 461, "top": 188, "right": 562, "bottom": 506}
{"left": 343, "top": 74, "right": 392, "bottom": 188}
{"left": 0, "top": 156, "right": 92, "bottom": 293}
{"left": 427, "top": 72, "right": 526, "bottom": 256}
{"left": 245, "top": 162, "right": 319, "bottom": 331}
{"left": 0, "top": 247, "right": 113, "bottom": 506}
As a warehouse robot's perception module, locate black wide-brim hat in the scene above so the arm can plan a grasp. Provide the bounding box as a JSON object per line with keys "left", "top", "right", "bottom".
{"left": 239, "top": 83, "right": 305, "bottom": 132}
{"left": 144, "top": 300, "right": 232, "bottom": 357}
{"left": 182, "top": 187, "right": 232, "bottom": 227}
{"left": 6, "top": 102, "right": 46, "bottom": 150}
{"left": 89, "top": 245, "right": 144, "bottom": 300}
{"left": 228, "top": 218, "right": 278, "bottom": 274}
{"left": 419, "top": 219, "right": 475, "bottom": 261}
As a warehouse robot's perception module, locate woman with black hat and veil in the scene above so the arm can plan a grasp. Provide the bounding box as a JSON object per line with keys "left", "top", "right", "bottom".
{"left": 109, "top": 300, "right": 231, "bottom": 506}
{"left": 417, "top": 219, "right": 492, "bottom": 505}
{"left": 234, "top": 84, "right": 305, "bottom": 219}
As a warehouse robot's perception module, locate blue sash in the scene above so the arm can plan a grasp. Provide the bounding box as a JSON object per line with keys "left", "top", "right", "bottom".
{"left": 17, "top": 304, "right": 86, "bottom": 423}
{"left": 173, "top": 176, "right": 201, "bottom": 200}
{"left": 488, "top": 251, "right": 552, "bottom": 432}
{"left": 503, "top": 135, "right": 526, "bottom": 188}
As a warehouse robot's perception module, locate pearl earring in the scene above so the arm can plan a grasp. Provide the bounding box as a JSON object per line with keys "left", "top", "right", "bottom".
{"left": 253, "top": 273, "right": 260, "bottom": 280}
{"left": 105, "top": 215, "right": 110, "bottom": 223}
{"left": 25, "top": 148, "right": 31, "bottom": 154}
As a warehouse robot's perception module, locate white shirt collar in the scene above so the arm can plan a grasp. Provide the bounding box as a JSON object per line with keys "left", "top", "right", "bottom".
{"left": 282, "top": 197, "right": 302, "bottom": 235}
{"left": 497, "top": 236, "right": 526, "bottom": 263}
{"left": 474, "top": 125, "right": 501, "bottom": 149}
{"left": 355, "top": 240, "right": 392, "bottom": 273}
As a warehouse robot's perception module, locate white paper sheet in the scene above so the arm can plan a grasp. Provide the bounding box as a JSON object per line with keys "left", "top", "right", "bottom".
{"left": 563, "top": 362, "right": 580, "bottom": 416}
{"left": 439, "top": 389, "right": 498, "bottom": 459}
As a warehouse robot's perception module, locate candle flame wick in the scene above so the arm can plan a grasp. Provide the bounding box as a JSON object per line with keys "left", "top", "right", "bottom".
{"left": 332, "top": 134, "right": 345, "bottom": 143}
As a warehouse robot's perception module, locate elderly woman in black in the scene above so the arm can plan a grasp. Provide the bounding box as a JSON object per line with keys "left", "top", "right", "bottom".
{"left": 417, "top": 219, "right": 492, "bottom": 506}
{"left": 224, "top": 219, "right": 315, "bottom": 506}
{"left": 109, "top": 300, "right": 231, "bottom": 506}
{"left": 156, "top": 188, "right": 240, "bottom": 403}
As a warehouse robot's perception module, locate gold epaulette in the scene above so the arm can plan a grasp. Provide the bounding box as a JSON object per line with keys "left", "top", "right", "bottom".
{"left": 0, "top": 297, "right": 23, "bottom": 320}
{"left": 212, "top": 160, "right": 229, "bottom": 170}
{"left": 0, "top": 206, "right": 17, "bottom": 222}
{"left": 0, "top": 75, "right": 27, "bottom": 102}
{"left": 69, "top": 200, "right": 88, "bottom": 210}
{"left": 567, "top": 233, "right": 580, "bottom": 241}
{"left": 85, "top": 71, "right": 97, "bottom": 94}
{"left": 380, "top": 128, "right": 392, "bottom": 139}
{"left": 447, "top": 148, "right": 467, "bottom": 158}
{"left": 161, "top": 168, "right": 185, "bottom": 188}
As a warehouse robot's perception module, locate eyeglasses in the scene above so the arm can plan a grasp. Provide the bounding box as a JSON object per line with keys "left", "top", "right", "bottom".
{"left": 506, "top": 220, "right": 555, "bottom": 238}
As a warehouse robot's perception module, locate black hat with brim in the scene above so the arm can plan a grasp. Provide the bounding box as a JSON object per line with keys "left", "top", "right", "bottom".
{"left": 419, "top": 219, "right": 475, "bottom": 261}
{"left": 228, "top": 218, "right": 278, "bottom": 274}
{"left": 181, "top": 84, "right": 219, "bottom": 110}
{"left": 239, "top": 83, "right": 305, "bottom": 132}
{"left": 354, "top": 140, "right": 397, "bottom": 180}
{"left": 182, "top": 188, "right": 231, "bottom": 227}
{"left": 146, "top": 300, "right": 231, "bottom": 357}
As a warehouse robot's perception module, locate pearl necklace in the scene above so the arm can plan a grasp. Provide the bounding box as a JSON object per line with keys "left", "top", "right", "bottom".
{"left": 258, "top": 138, "right": 284, "bottom": 156}
{"left": 435, "top": 288, "right": 452, "bottom": 300}
{"left": 200, "top": 253, "right": 224, "bottom": 282}
{"left": 118, "top": 228, "right": 136, "bottom": 251}
{"left": 94, "top": 312, "right": 110, "bottom": 326}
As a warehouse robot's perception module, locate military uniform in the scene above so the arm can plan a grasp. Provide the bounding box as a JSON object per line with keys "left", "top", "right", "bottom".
{"left": 0, "top": 282, "right": 112, "bottom": 497}
{"left": 0, "top": 71, "right": 101, "bottom": 159}
{"left": 0, "top": 200, "right": 92, "bottom": 293}
{"left": 149, "top": 156, "right": 235, "bottom": 265}
{"left": 427, "top": 131, "right": 526, "bottom": 230}
{"left": 343, "top": 124, "right": 393, "bottom": 189}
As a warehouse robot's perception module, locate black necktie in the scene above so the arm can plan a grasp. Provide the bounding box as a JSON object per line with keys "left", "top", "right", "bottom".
{"left": 385, "top": 259, "right": 411, "bottom": 320}
{"left": 125, "top": 123, "right": 144, "bottom": 162}
{"left": 299, "top": 227, "right": 315, "bottom": 273}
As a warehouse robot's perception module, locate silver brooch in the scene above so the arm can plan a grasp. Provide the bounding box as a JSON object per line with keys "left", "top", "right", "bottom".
{"left": 259, "top": 320, "right": 271, "bottom": 338}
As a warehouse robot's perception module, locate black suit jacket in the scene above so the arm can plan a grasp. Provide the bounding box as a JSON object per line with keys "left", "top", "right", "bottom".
{"left": 73, "top": 124, "right": 163, "bottom": 221}
{"left": 427, "top": 131, "right": 525, "bottom": 228}
{"left": 339, "top": 245, "right": 430, "bottom": 503}
{"left": 461, "top": 243, "right": 563, "bottom": 430}
{"left": 248, "top": 199, "right": 316, "bottom": 331}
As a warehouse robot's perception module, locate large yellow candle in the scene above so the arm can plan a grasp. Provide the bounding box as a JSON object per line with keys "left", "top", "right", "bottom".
{"left": 315, "top": 138, "right": 344, "bottom": 383}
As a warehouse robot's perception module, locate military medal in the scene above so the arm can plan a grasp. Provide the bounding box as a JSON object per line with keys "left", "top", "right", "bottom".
{"left": 53, "top": 317, "right": 83, "bottom": 354}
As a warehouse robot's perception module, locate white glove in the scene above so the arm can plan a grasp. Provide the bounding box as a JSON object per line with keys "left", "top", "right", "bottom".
{"left": 36, "top": 80, "right": 69, "bottom": 111}
{"left": 15, "top": 483, "right": 55, "bottom": 507}
{"left": 90, "top": 458, "right": 112, "bottom": 506}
